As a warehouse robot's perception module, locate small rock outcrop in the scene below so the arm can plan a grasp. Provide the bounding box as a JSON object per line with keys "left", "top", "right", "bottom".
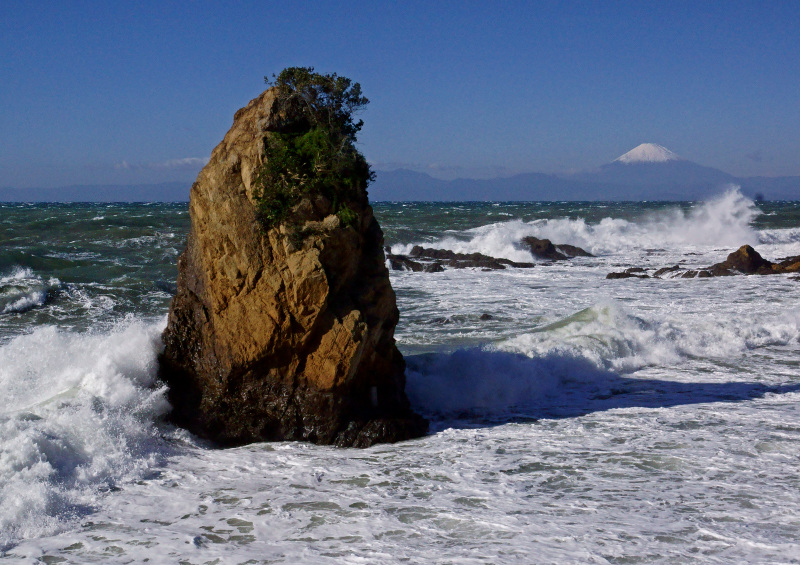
{"left": 606, "top": 267, "right": 649, "bottom": 280}
{"left": 159, "top": 88, "right": 427, "bottom": 447}
{"left": 521, "top": 237, "right": 593, "bottom": 261}
{"left": 712, "top": 245, "right": 778, "bottom": 275}
{"left": 385, "top": 245, "right": 534, "bottom": 272}
{"left": 684, "top": 245, "right": 800, "bottom": 278}
{"left": 606, "top": 245, "right": 800, "bottom": 280}
{"left": 384, "top": 239, "right": 591, "bottom": 273}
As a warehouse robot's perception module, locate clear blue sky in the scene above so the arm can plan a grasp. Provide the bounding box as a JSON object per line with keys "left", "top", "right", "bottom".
{"left": 2, "top": 0, "right": 798, "bottom": 188}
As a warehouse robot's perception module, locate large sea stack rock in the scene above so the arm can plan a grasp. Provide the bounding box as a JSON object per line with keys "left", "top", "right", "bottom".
{"left": 159, "top": 89, "right": 427, "bottom": 447}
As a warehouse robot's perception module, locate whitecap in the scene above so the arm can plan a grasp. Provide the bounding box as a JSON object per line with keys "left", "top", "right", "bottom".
{"left": 0, "top": 318, "right": 172, "bottom": 548}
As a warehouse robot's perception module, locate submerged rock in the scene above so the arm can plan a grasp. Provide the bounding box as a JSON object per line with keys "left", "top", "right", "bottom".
{"left": 385, "top": 253, "right": 425, "bottom": 272}
{"left": 159, "top": 88, "right": 426, "bottom": 447}
{"left": 653, "top": 265, "right": 681, "bottom": 277}
{"left": 606, "top": 268, "right": 650, "bottom": 280}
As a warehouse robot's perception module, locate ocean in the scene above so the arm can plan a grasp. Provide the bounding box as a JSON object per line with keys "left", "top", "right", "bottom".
{"left": 1, "top": 189, "right": 800, "bottom": 563}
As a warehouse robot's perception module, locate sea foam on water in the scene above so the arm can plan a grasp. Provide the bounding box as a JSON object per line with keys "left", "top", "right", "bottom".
{"left": 3, "top": 198, "right": 800, "bottom": 562}
{"left": 391, "top": 188, "right": 763, "bottom": 261}
{"left": 0, "top": 318, "right": 171, "bottom": 548}
{"left": 0, "top": 267, "right": 60, "bottom": 315}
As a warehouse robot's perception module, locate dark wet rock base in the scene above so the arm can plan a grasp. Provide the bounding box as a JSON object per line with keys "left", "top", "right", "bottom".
{"left": 607, "top": 245, "right": 800, "bottom": 280}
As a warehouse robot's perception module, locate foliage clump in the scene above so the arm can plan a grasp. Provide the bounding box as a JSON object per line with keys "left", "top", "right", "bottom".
{"left": 254, "top": 67, "right": 374, "bottom": 230}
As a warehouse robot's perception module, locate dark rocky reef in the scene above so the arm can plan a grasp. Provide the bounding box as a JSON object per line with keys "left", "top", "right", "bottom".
{"left": 159, "top": 88, "right": 426, "bottom": 447}
{"left": 384, "top": 238, "right": 592, "bottom": 273}
{"left": 606, "top": 267, "right": 649, "bottom": 280}
{"left": 521, "top": 236, "right": 593, "bottom": 261}
{"left": 385, "top": 245, "right": 534, "bottom": 272}
{"left": 607, "top": 245, "right": 800, "bottom": 280}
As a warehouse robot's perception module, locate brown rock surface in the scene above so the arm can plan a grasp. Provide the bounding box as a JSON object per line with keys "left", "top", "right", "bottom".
{"left": 775, "top": 255, "right": 800, "bottom": 273}
{"left": 159, "top": 88, "right": 426, "bottom": 447}
{"left": 556, "top": 243, "right": 594, "bottom": 258}
{"left": 713, "top": 245, "right": 773, "bottom": 274}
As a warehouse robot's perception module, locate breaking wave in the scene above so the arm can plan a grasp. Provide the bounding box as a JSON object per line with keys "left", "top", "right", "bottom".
{"left": 406, "top": 301, "right": 800, "bottom": 420}
{"left": 0, "top": 268, "right": 61, "bottom": 314}
{"left": 0, "top": 318, "right": 172, "bottom": 549}
{"left": 393, "top": 188, "right": 767, "bottom": 261}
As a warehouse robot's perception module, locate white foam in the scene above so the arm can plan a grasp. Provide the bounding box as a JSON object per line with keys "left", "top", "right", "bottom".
{"left": 0, "top": 267, "right": 60, "bottom": 314}
{"left": 0, "top": 267, "right": 36, "bottom": 284}
{"left": 392, "top": 188, "right": 763, "bottom": 261}
{"left": 1, "top": 290, "right": 47, "bottom": 314}
{"left": 497, "top": 301, "right": 800, "bottom": 373}
{"left": 0, "top": 318, "right": 171, "bottom": 548}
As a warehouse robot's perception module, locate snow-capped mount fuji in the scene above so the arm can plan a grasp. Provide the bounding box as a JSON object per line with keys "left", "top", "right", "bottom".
{"left": 614, "top": 143, "right": 682, "bottom": 164}
{"left": 566, "top": 142, "right": 736, "bottom": 199}
{"left": 367, "top": 142, "right": 798, "bottom": 201}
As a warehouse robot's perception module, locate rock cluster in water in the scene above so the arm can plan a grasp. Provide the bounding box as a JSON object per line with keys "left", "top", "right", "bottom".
{"left": 385, "top": 239, "right": 592, "bottom": 273}
{"left": 386, "top": 245, "right": 535, "bottom": 272}
{"left": 606, "top": 245, "right": 800, "bottom": 280}
{"left": 158, "top": 89, "right": 426, "bottom": 447}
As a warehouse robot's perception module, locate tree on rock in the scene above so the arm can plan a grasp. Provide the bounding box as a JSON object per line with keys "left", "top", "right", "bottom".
{"left": 255, "top": 67, "right": 374, "bottom": 229}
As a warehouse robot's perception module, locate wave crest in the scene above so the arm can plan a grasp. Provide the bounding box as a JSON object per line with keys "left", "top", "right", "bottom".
{"left": 0, "top": 267, "right": 61, "bottom": 314}
{"left": 406, "top": 301, "right": 800, "bottom": 421}
{"left": 393, "top": 188, "right": 763, "bottom": 260}
{"left": 0, "top": 318, "right": 172, "bottom": 549}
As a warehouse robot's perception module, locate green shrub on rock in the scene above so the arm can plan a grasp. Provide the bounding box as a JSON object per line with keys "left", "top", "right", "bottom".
{"left": 254, "top": 67, "right": 375, "bottom": 231}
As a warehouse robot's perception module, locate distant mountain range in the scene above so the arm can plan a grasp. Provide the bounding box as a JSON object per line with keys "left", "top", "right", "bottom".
{"left": 1, "top": 144, "right": 798, "bottom": 202}
{"left": 0, "top": 182, "right": 190, "bottom": 203}
{"left": 369, "top": 144, "right": 800, "bottom": 201}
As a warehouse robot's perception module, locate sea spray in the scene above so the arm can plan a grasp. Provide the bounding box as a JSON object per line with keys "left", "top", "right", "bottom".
{"left": 405, "top": 301, "right": 800, "bottom": 421}
{"left": 392, "top": 188, "right": 761, "bottom": 260}
{"left": 0, "top": 318, "right": 172, "bottom": 548}
{"left": 0, "top": 267, "right": 61, "bottom": 315}
{"left": 3, "top": 202, "right": 800, "bottom": 562}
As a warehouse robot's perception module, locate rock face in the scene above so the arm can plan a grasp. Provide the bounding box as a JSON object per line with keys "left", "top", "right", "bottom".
{"left": 159, "top": 89, "right": 427, "bottom": 447}
{"left": 713, "top": 245, "right": 775, "bottom": 274}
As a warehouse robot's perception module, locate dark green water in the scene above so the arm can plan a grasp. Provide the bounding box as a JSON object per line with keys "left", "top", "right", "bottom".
{"left": 2, "top": 198, "right": 798, "bottom": 340}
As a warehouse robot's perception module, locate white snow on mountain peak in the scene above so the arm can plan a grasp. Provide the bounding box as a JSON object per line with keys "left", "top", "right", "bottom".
{"left": 614, "top": 143, "right": 682, "bottom": 164}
